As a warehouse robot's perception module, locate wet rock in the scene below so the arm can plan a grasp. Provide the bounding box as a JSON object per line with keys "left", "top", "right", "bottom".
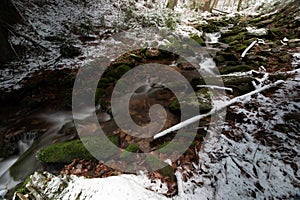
{"left": 60, "top": 43, "right": 82, "bottom": 58}
{"left": 189, "top": 34, "right": 205, "bottom": 46}
{"left": 216, "top": 51, "right": 238, "bottom": 61}
{"left": 0, "top": 141, "right": 18, "bottom": 158}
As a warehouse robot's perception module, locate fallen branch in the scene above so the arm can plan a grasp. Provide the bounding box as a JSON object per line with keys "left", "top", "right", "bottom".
{"left": 153, "top": 80, "right": 284, "bottom": 140}
{"left": 11, "top": 0, "right": 39, "bottom": 35}
{"left": 212, "top": 8, "right": 230, "bottom": 14}
{"left": 241, "top": 40, "right": 257, "bottom": 58}
{"left": 197, "top": 85, "right": 233, "bottom": 92}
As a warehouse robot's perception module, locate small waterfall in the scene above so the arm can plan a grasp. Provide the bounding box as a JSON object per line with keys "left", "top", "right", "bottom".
{"left": 0, "top": 135, "right": 34, "bottom": 198}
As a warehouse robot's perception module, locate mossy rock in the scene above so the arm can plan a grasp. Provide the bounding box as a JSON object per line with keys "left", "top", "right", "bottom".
{"left": 221, "top": 32, "right": 247, "bottom": 44}
{"left": 111, "top": 58, "right": 136, "bottom": 68}
{"left": 189, "top": 34, "right": 205, "bottom": 46}
{"left": 220, "top": 76, "right": 253, "bottom": 86}
{"left": 191, "top": 76, "right": 254, "bottom": 90}
{"left": 216, "top": 51, "right": 238, "bottom": 61}
{"left": 104, "top": 64, "right": 131, "bottom": 79}
{"left": 199, "top": 23, "right": 220, "bottom": 33}
{"left": 268, "top": 28, "right": 284, "bottom": 39}
{"left": 249, "top": 17, "right": 262, "bottom": 24}
{"left": 60, "top": 44, "right": 82, "bottom": 58}
{"left": 37, "top": 136, "right": 117, "bottom": 163}
{"left": 119, "top": 144, "right": 141, "bottom": 159}
{"left": 108, "top": 135, "right": 119, "bottom": 146}
{"left": 97, "top": 77, "right": 115, "bottom": 88}
{"left": 95, "top": 88, "right": 106, "bottom": 102}
{"left": 169, "top": 88, "right": 212, "bottom": 113}
{"left": 130, "top": 53, "right": 143, "bottom": 61}
{"left": 219, "top": 65, "right": 253, "bottom": 74}
{"left": 238, "top": 83, "right": 255, "bottom": 94}
{"left": 278, "top": 54, "right": 291, "bottom": 63}
{"left": 221, "top": 28, "right": 244, "bottom": 38}
{"left": 213, "top": 55, "right": 225, "bottom": 63}
{"left": 233, "top": 44, "right": 249, "bottom": 52}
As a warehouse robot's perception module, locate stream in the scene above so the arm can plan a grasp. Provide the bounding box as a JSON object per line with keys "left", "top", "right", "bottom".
{"left": 0, "top": 19, "right": 223, "bottom": 196}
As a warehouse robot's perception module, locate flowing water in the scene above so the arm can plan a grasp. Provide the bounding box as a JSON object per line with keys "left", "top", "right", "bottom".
{"left": 0, "top": 10, "right": 223, "bottom": 196}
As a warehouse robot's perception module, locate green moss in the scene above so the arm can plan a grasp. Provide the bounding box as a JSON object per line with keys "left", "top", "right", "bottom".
{"left": 189, "top": 34, "right": 205, "bottom": 46}
{"left": 222, "top": 32, "right": 247, "bottom": 44}
{"left": 249, "top": 17, "right": 262, "bottom": 24}
{"left": 238, "top": 83, "right": 255, "bottom": 94}
{"left": 97, "top": 77, "right": 115, "bottom": 88}
{"left": 108, "top": 135, "right": 119, "bottom": 146}
{"left": 95, "top": 88, "right": 105, "bottom": 103}
{"left": 16, "top": 175, "right": 31, "bottom": 194}
{"left": 278, "top": 54, "right": 291, "bottom": 63}
{"left": 130, "top": 54, "right": 143, "bottom": 61}
{"left": 105, "top": 64, "right": 131, "bottom": 79}
{"left": 268, "top": 28, "right": 284, "bottom": 39}
{"left": 119, "top": 144, "right": 141, "bottom": 159}
{"left": 269, "top": 73, "right": 289, "bottom": 81}
{"left": 214, "top": 55, "right": 225, "bottom": 63}
{"left": 234, "top": 44, "right": 248, "bottom": 52}
{"left": 191, "top": 76, "right": 254, "bottom": 90}
{"left": 219, "top": 65, "right": 253, "bottom": 74}
{"left": 169, "top": 88, "right": 212, "bottom": 113}
{"left": 200, "top": 23, "right": 220, "bottom": 33}
{"left": 126, "top": 144, "right": 141, "bottom": 152}
{"left": 37, "top": 136, "right": 117, "bottom": 163}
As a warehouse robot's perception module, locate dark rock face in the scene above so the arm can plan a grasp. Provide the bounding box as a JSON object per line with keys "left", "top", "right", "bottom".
{"left": 0, "top": 0, "right": 21, "bottom": 63}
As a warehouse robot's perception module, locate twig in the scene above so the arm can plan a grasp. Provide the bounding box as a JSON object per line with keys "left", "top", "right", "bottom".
{"left": 197, "top": 85, "right": 233, "bottom": 92}
{"left": 7, "top": 34, "right": 20, "bottom": 60}
{"left": 11, "top": 0, "right": 39, "bottom": 35}
{"left": 225, "top": 160, "right": 228, "bottom": 184}
{"left": 252, "top": 144, "right": 259, "bottom": 161}
{"left": 153, "top": 80, "right": 284, "bottom": 140}
{"left": 241, "top": 40, "right": 257, "bottom": 58}
{"left": 212, "top": 8, "right": 230, "bottom": 14}
{"left": 267, "top": 158, "right": 273, "bottom": 179}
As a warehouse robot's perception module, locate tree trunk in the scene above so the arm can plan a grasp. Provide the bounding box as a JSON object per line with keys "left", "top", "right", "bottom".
{"left": 203, "top": 0, "right": 211, "bottom": 11}
{"left": 166, "top": 0, "right": 178, "bottom": 10}
{"left": 237, "top": 0, "right": 243, "bottom": 11}
{"left": 210, "top": 0, "right": 219, "bottom": 12}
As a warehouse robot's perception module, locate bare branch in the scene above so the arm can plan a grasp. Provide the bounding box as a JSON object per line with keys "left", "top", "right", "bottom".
{"left": 153, "top": 80, "right": 284, "bottom": 140}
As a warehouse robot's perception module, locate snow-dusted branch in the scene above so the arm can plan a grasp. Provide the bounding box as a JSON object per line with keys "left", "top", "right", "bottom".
{"left": 153, "top": 80, "right": 284, "bottom": 140}
{"left": 241, "top": 40, "right": 257, "bottom": 58}
{"left": 197, "top": 85, "right": 233, "bottom": 92}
